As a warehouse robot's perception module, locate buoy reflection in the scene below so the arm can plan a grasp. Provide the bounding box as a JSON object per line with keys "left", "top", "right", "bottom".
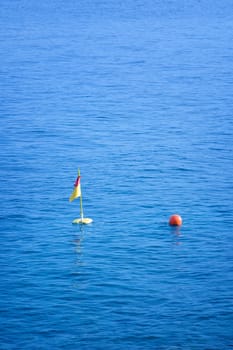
{"left": 170, "top": 225, "right": 182, "bottom": 245}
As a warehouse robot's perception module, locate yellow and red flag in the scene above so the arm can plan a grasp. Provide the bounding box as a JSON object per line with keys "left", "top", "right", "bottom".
{"left": 69, "top": 174, "right": 81, "bottom": 202}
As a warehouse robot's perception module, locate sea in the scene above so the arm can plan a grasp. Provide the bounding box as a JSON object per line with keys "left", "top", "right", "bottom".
{"left": 0, "top": 1, "right": 233, "bottom": 349}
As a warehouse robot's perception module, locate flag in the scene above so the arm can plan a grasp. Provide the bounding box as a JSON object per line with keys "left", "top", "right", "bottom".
{"left": 69, "top": 175, "right": 81, "bottom": 202}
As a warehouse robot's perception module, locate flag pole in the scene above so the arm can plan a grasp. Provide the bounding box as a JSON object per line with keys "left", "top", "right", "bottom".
{"left": 78, "top": 169, "right": 84, "bottom": 221}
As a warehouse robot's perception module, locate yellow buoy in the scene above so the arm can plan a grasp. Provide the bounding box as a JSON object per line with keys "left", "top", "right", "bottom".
{"left": 72, "top": 218, "right": 93, "bottom": 225}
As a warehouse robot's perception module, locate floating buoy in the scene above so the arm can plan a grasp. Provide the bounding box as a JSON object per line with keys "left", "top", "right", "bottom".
{"left": 69, "top": 169, "right": 93, "bottom": 225}
{"left": 169, "top": 214, "right": 182, "bottom": 226}
{"left": 72, "top": 218, "right": 93, "bottom": 225}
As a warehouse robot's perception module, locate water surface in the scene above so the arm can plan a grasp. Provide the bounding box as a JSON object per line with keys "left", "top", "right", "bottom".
{"left": 1, "top": 1, "right": 233, "bottom": 349}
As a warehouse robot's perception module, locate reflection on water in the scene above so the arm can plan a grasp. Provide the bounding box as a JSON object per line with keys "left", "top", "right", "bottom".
{"left": 71, "top": 228, "right": 86, "bottom": 290}
{"left": 71, "top": 224, "right": 86, "bottom": 269}
{"left": 170, "top": 226, "right": 182, "bottom": 245}
{"left": 74, "top": 236, "right": 83, "bottom": 254}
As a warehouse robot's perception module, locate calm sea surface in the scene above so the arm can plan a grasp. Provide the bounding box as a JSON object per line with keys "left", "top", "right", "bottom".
{"left": 1, "top": 1, "right": 233, "bottom": 349}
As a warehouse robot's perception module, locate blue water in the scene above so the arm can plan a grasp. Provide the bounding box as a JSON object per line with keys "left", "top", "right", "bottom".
{"left": 1, "top": 1, "right": 233, "bottom": 349}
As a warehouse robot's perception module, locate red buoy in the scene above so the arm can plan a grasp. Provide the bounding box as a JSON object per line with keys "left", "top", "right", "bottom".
{"left": 169, "top": 214, "right": 182, "bottom": 226}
